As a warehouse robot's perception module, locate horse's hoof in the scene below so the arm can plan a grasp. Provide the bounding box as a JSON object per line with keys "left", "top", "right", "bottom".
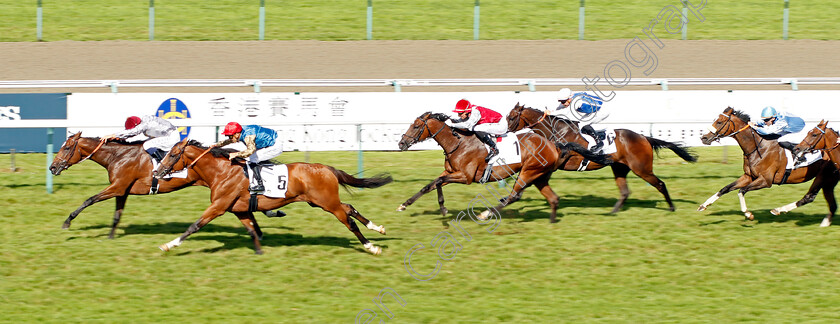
{"left": 396, "top": 205, "right": 406, "bottom": 212}
{"left": 669, "top": 206, "right": 676, "bottom": 212}
{"left": 820, "top": 217, "right": 832, "bottom": 227}
{"left": 440, "top": 207, "right": 448, "bottom": 215}
{"left": 550, "top": 219, "right": 559, "bottom": 224}
{"left": 159, "top": 244, "right": 170, "bottom": 252}
{"left": 378, "top": 226, "right": 386, "bottom": 235}
{"left": 61, "top": 223, "right": 71, "bottom": 229}
{"left": 255, "top": 250, "right": 264, "bottom": 255}
{"left": 697, "top": 205, "right": 707, "bottom": 212}
{"left": 745, "top": 212, "right": 754, "bottom": 221}
{"left": 477, "top": 210, "right": 490, "bottom": 221}
{"left": 770, "top": 209, "right": 781, "bottom": 216}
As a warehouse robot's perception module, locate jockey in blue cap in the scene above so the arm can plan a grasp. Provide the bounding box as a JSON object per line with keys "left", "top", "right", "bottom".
{"left": 749, "top": 106, "right": 805, "bottom": 151}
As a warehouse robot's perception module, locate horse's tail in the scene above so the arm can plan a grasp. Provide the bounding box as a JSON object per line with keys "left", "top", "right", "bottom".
{"left": 645, "top": 136, "right": 698, "bottom": 162}
{"left": 556, "top": 142, "right": 613, "bottom": 166}
{"left": 330, "top": 167, "right": 394, "bottom": 189}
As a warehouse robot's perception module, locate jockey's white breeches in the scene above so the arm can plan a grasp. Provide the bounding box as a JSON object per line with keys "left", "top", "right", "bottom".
{"left": 247, "top": 140, "right": 284, "bottom": 163}
{"left": 143, "top": 131, "right": 182, "bottom": 152}
{"left": 473, "top": 119, "right": 508, "bottom": 136}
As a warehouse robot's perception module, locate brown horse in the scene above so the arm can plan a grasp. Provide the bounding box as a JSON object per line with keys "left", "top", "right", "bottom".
{"left": 793, "top": 120, "right": 840, "bottom": 226}
{"left": 396, "top": 112, "right": 610, "bottom": 223}
{"left": 699, "top": 107, "right": 838, "bottom": 221}
{"left": 506, "top": 103, "right": 697, "bottom": 213}
{"left": 153, "top": 139, "right": 392, "bottom": 255}
{"left": 48, "top": 132, "right": 208, "bottom": 239}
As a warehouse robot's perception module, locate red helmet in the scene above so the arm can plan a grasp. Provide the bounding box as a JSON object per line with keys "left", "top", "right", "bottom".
{"left": 125, "top": 116, "right": 142, "bottom": 129}
{"left": 453, "top": 99, "right": 473, "bottom": 113}
{"left": 222, "top": 122, "right": 243, "bottom": 135}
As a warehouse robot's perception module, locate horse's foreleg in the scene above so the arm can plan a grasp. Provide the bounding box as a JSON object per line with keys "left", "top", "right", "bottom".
{"left": 63, "top": 183, "right": 131, "bottom": 229}
{"left": 478, "top": 170, "right": 537, "bottom": 220}
{"left": 698, "top": 174, "right": 752, "bottom": 212}
{"left": 344, "top": 203, "right": 386, "bottom": 235}
{"left": 737, "top": 178, "right": 772, "bottom": 221}
{"left": 531, "top": 174, "right": 560, "bottom": 223}
{"left": 398, "top": 175, "right": 447, "bottom": 211}
{"left": 821, "top": 180, "right": 838, "bottom": 227}
{"left": 234, "top": 212, "right": 264, "bottom": 255}
{"left": 160, "top": 202, "right": 227, "bottom": 252}
{"left": 610, "top": 163, "right": 632, "bottom": 213}
{"left": 107, "top": 195, "right": 128, "bottom": 239}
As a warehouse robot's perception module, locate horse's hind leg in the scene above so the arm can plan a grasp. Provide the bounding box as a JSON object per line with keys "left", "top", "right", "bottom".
{"left": 320, "top": 200, "right": 379, "bottom": 255}
{"left": 344, "top": 203, "right": 386, "bottom": 235}
{"left": 610, "top": 163, "right": 632, "bottom": 213}
{"left": 532, "top": 173, "right": 560, "bottom": 223}
{"left": 771, "top": 173, "right": 829, "bottom": 216}
{"left": 234, "top": 212, "right": 264, "bottom": 255}
{"left": 108, "top": 195, "right": 128, "bottom": 239}
{"left": 821, "top": 179, "right": 837, "bottom": 227}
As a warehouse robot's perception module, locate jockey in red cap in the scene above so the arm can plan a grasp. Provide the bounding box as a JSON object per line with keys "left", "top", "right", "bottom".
{"left": 108, "top": 115, "right": 180, "bottom": 162}
{"left": 214, "top": 121, "right": 282, "bottom": 192}
{"left": 447, "top": 99, "right": 507, "bottom": 162}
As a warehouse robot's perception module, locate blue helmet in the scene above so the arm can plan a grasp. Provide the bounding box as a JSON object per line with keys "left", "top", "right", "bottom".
{"left": 761, "top": 106, "right": 778, "bottom": 119}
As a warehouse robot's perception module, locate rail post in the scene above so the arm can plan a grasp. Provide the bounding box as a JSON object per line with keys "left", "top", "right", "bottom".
{"left": 46, "top": 128, "right": 54, "bottom": 194}
{"left": 37, "top": 0, "right": 43, "bottom": 41}
{"left": 357, "top": 124, "right": 364, "bottom": 179}
{"left": 259, "top": 0, "right": 266, "bottom": 40}
{"left": 149, "top": 0, "right": 155, "bottom": 40}
{"left": 783, "top": 0, "right": 790, "bottom": 40}
{"left": 578, "top": 0, "right": 585, "bottom": 40}
{"left": 366, "top": 0, "right": 373, "bottom": 40}
{"left": 681, "top": 0, "right": 688, "bottom": 40}
{"left": 473, "top": 0, "right": 480, "bottom": 40}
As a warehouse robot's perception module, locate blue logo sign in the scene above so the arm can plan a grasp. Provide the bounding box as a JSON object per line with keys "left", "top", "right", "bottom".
{"left": 156, "top": 98, "right": 191, "bottom": 141}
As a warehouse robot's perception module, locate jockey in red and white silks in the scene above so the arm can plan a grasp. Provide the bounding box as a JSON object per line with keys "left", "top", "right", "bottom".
{"left": 111, "top": 115, "right": 181, "bottom": 160}
{"left": 446, "top": 99, "right": 507, "bottom": 162}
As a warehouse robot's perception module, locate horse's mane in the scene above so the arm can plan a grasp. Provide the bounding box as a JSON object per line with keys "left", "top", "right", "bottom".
{"left": 421, "top": 111, "right": 450, "bottom": 122}
{"left": 185, "top": 139, "right": 236, "bottom": 158}
{"left": 729, "top": 108, "right": 751, "bottom": 122}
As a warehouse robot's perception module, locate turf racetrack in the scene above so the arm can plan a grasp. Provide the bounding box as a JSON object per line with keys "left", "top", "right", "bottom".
{"left": 2, "top": 147, "right": 840, "bottom": 322}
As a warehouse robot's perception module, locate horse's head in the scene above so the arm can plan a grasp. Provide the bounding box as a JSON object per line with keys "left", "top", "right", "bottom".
{"left": 154, "top": 138, "right": 191, "bottom": 179}
{"left": 506, "top": 102, "right": 527, "bottom": 132}
{"left": 794, "top": 120, "right": 834, "bottom": 156}
{"left": 700, "top": 107, "right": 750, "bottom": 145}
{"left": 398, "top": 112, "right": 449, "bottom": 151}
{"left": 49, "top": 132, "right": 85, "bottom": 176}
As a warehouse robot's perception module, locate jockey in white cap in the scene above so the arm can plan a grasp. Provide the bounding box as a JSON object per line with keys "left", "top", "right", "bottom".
{"left": 446, "top": 99, "right": 508, "bottom": 162}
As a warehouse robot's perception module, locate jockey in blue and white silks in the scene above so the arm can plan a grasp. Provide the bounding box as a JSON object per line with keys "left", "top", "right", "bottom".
{"left": 111, "top": 115, "right": 181, "bottom": 161}
{"left": 214, "top": 122, "right": 283, "bottom": 192}
{"left": 750, "top": 106, "right": 805, "bottom": 151}
{"left": 554, "top": 88, "right": 609, "bottom": 151}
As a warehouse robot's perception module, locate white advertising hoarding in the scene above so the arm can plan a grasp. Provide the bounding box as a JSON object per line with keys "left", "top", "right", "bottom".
{"left": 67, "top": 90, "right": 840, "bottom": 150}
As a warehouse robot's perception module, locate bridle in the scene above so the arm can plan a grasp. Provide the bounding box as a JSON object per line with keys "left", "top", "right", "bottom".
{"left": 155, "top": 144, "right": 188, "bottom": 178}
{"left": 401, "top": 116, "right": 459, "bottom": 155}
{"left": 53, "top": 136, "right": 106, "bottom": 172}
{"left": 707, "top": 112, "right": 762, "bottom": 158}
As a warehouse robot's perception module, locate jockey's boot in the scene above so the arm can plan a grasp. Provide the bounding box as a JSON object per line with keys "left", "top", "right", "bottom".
{"left": 263, "top": 210, "right": 287, "bottom": 218}
{"left": 779, "top": 141, "right": 807, "bottom": 163}
{"left": 248, "top": 163, "right": 265, "bottom": 192}
{"left": 147, "top": 148, "right": 166, "bottom": 163}
{"left": 476, "top": 131, "right": 499, "bottom": 163}
{"left": 581, "top": 124, "right": 604, "bottom": 152}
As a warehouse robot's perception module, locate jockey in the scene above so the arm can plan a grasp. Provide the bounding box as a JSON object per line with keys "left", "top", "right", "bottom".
{"left": 214, "top": 122, "right": 283, "bottom": 192}
{"left": 555, "top": 88, "right": 608, "bottom": 152}
{"left": 445, "top": 99, "right": 508, "bottom": 162}
{"left": 109, "top": 115, "right": 181, "bottom": 162}
{"left": 749, "top": 106, "right": 805, "bottom": 151}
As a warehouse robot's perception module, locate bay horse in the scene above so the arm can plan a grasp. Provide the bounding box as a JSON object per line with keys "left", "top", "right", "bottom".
{"left": 152, "top": 139, "right": 392, "bottom": 255}
{"left": 48, "top": 132, "right": 208, "bottom": 239}
{"left": 396, "top": 112, "right": 610, "bottom": 223}
{"left": 699, "top": 107, "right": 838, "bottom": 221}
{"left": 793, "top": 120, "right": 840, "bottom": 226}
{"left": 506, "top": 103, "right": 697, "bottom": 213}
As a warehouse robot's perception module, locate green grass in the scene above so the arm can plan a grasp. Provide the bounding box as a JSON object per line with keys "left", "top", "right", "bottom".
{"left": 1, "top": 1, "right": 838, "bottom": 41}
{"left": 3, "top": 146, "right": 840, "bottom": 322}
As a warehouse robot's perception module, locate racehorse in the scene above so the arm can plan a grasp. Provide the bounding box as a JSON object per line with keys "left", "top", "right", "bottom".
{"left": 506, "top": 103, "right": 698, "bottom": 213}
{"left": 699, "top": 107, "right": 838, "bottom": 221}
{"left": 793, "top": 120, "right": 840, "bottom": 226}
{"left": 397, "top": 112, "right": 610, "bottom": 223}
{"left": 153, "top": 139, "right": 392, "bottom": 255}
{"left": 48, "top": 132, "right": 208, "bottom": 239}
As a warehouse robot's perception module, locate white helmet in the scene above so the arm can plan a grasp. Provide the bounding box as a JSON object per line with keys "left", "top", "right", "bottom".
{"left": 557, "top": 88, "right": 572, "bottom": 101}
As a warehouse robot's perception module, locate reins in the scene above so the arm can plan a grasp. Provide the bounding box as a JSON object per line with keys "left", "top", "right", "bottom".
{"left": 77, "top": 138, "right": 107, "bottom": 164}
{"left": 188, "top": 147, "right": 214, "bottom": 168}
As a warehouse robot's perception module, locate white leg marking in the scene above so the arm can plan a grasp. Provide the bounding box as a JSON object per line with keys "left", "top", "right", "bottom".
{"left": 366, "top": 222, "right": 386, "bottom": 235}
{"left": 363, "top": 242, "right": 382, "bottom": 255}
{"left": 700, "top": 194, "right": 720, "bottom": 208}
{"left": 778, "top": 202, "right": 798, "bottom": 213}
{"left": 396, "top": 204, "right": 407, "bottom": 212}
{"left": 478, "top": 210, "right": 490, "bottom": 221}
{"left": 821, "top": 216, "right": 832, "bottom": 227}
{"left": 738, "top": 192, "right": 748, "bottom": 213}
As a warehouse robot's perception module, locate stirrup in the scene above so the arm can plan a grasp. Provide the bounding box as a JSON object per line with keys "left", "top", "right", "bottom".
{"left": 249, "top": 183, "right": 265, "bottom": 192}
{"left": 485, "top": 149, "right": 499, "bottom": 162}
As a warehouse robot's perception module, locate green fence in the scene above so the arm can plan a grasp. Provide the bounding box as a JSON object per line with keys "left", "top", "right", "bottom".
{"left": 1, "top": 1, "right": 838, "bottom": 41}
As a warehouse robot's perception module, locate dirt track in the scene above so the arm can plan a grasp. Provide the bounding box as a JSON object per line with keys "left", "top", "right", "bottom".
{"left": 1, "top": 40, "right": 838, "bottom": 92}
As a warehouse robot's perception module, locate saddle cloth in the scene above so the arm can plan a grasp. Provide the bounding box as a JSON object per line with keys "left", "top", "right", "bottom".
{"left": 784, "top": 149, "right": 823, "bottom": 170}
{"left": 246, "top": 164, "right": 290, "bottom": 198}
{"left": 580, "top": 127, "right": 618, "bottom": 155}
{"left": 151, "top": 158, "right": 188, "bottom": 179}
{"left": 487, "top": 129, "right": 534, "bottom": 167}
